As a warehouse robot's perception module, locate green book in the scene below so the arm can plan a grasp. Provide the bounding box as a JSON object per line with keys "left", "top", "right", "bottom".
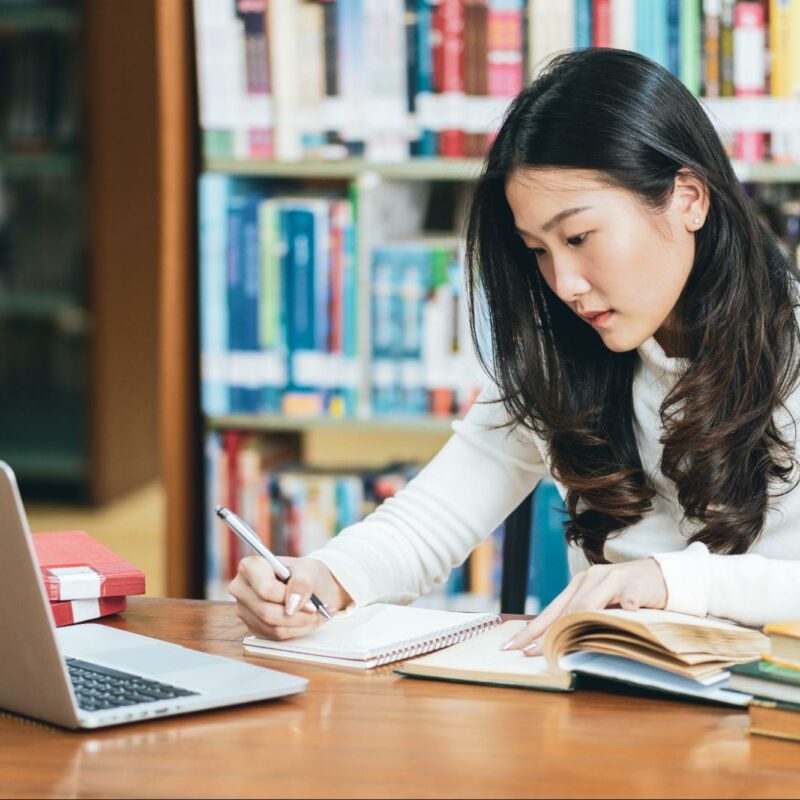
{"left": 679, "top": 0, "right": 701, "bottom": 96}
{"left": 728, "top": 659, "right": 800, "bottom": 705}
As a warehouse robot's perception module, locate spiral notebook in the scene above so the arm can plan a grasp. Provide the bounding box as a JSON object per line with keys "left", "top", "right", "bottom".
{"left": 242, "top": 603, "right": 500, "bottom": 669}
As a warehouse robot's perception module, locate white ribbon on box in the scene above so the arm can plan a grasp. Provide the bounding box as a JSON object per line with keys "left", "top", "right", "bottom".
{"left": 48, "top": 567, "right": 102, "bottom": 600}
{"left": 69, "top": 599, "right": 102, "bottom": 624}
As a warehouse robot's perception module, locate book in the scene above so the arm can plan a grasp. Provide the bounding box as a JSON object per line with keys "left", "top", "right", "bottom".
{"left": 764, "top": 619, "right": 800, "bottom": 668}
{"left": 727, "top": 658, "right": 800, "bottom": 704}
{"left": 397, "top": 608, "right": 767, "bottom": 705}
{"left": 243, "top": 603, "right": 499, "bottom": 669}
{"left": 50, "top": 595, "right": 127, "bottom": 628}
{"left": 32, "top": 531, "right": 145, "bottom": 602}
{"left": 749, "top": 697, "right": 800, "bottom": 742}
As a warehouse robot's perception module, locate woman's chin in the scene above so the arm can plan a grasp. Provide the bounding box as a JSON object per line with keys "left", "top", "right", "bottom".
{"left": 596, "top": 326, "right": 647, "bottom": 353}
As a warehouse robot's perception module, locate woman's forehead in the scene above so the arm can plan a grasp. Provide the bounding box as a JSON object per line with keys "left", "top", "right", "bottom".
{"left": 505, "top": 167, "right": 625, "bottom": 221}
{"left": 506, "top": 167, "right": 616, "bottom": 201}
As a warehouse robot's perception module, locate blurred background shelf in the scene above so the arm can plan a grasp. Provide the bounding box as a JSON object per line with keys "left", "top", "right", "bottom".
{"left": 0, "top": 0, "right": 160, "bottom": 504}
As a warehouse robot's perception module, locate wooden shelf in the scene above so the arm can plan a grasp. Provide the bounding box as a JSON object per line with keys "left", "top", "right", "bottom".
{"left": 206, "top": 414, "right": 455, "bottom": 435}
{"left": 203, "top": 156, "right": 800, "bottom": 185}
{"left": 732, "top": 162, "right": 800, "bottom": 183}
{"left": 203, "top": 157, "right": 484, "bottom": 182}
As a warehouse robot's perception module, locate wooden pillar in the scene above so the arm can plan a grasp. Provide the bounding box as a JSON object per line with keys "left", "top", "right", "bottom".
{"left": 154, "top": 0, "right": 200, "bottom": 597}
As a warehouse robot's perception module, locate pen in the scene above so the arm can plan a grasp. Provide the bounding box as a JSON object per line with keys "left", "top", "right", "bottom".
{"left": 214, "top": 505, "right": 334, "bottom": 621}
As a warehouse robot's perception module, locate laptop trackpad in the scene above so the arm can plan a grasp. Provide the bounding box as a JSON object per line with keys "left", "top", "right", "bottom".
{"left": 98, "top": 644, "right": 219, "bottom": 676}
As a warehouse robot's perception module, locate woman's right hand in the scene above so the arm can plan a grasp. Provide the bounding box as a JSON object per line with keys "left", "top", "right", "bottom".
{"left": 228, "top": 555, "right": 352, "bottom": 641}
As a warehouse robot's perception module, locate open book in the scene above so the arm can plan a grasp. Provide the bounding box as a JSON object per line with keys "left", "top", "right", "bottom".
{"left": 397, "top": 608, "right": 768, "bottom": 706}
{"left": 243, "top": 603, "right": 499, "bottom": 669}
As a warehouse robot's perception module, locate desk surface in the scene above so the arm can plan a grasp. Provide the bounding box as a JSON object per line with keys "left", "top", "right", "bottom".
{"left": 0, "top": 598, "right": 797, "bottom": 799}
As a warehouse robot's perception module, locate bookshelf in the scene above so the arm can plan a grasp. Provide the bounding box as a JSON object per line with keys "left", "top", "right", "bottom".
{"left": 160, "top": 0, "right": 800, "bottom": 600}
{"left": 0, "top": 0, "right": 160, "bottom": 502}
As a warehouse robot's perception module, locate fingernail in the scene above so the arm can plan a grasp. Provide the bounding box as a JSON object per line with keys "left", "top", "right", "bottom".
{"left": 522, "top": 641, "right": 540, "bottom": 653}
{"left": 285, "top": 592, "right": 301, "bottom": 616}
{"left": 501, "top": 636, "right": 519, "bottom": 651}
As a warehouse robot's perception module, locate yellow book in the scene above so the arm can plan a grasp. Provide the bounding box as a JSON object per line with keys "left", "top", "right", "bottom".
{"left": 750, "top": 698, "right": 800, "bottom": 742}
{"left": 771, "top": 0, "right": 792, "bottom": 97}
{"left": 398, "top": 608, "right": 767, "bottom": 706}
{"left": 791, "top": 0, "right": 800, "bottom": 97}
{"left": 764, "top": 619, "right": 800, "bottom": 668}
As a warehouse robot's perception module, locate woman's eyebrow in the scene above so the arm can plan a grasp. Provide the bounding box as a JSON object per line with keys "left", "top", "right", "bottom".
{"left": 515, "top": 206, "right": 593, "bottom": 236}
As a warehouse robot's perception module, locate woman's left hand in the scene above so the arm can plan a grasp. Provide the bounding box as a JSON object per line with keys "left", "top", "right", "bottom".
{"left": 503, "top": 558, "right": 668, "bottom": 656}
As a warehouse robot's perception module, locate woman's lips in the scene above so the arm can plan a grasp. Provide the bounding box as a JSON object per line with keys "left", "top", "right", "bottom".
{"left": 580, "top": 310, "right": 615, "bottom": 328}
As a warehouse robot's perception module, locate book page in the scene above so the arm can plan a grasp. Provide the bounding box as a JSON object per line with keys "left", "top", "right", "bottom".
{"left": 400, "top": 621, "right": 573, "bottom": 690}
{"left": 546, "top": 608, "right": 768, "bottom": 662}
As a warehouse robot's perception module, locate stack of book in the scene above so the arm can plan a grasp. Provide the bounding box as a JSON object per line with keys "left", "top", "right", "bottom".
{"left": 370, "top": 238, "right": 481, "bottom": 418}
{"left": 199, "top": 177, "right": 360, "bottom": 418}
{"left": 32, "top": 530, "right": 145, "bottom": 627}
{"left": 727, "top": 620, "right": 800, "bottom": 743}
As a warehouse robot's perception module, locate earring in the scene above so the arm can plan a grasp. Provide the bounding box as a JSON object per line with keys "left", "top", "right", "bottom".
{"left": 692, "top": 217, "right": 701, "bottom": 225}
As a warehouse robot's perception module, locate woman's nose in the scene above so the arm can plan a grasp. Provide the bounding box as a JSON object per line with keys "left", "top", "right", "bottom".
{"left": 551, "top": 258, "right": 591, "bottom": 303}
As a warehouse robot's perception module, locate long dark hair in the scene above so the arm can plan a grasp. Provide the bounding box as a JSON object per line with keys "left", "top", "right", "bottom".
{"left": 465, "top": 48, "right": 800, "bottom": 563}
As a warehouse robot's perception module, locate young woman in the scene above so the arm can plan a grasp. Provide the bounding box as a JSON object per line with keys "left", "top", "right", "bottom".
{"left": 230, "top": 49, "right": 800, "bottom": 653}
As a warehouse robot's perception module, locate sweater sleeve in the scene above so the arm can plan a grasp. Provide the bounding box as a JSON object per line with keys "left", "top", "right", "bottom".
{"left": 653, "top": 543, "right": 800, "bottom": 627}
{"left": 306, "top": 385, "right": 548, "bottom": 607}
{"left": 652, "top": 385, "right": 800, "bottom": 627}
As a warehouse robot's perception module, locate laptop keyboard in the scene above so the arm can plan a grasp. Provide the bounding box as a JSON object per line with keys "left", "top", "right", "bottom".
{"left": 66, "top": 658, "right": 199, "bottom": 712}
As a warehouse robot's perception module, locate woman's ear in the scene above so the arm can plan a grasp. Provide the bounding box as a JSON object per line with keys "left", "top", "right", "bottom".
{"left": 673, "top": 168, "right": 710, "bottom": 232}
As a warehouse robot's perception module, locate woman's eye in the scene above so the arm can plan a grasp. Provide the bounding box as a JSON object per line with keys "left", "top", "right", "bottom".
{"left": 527, "top": 246, "right": 546, "bottom": 257}
{"left": 567, "top": 232, "right": 589, "bottom": 247}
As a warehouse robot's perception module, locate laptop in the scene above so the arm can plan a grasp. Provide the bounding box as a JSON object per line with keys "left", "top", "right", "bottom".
{"left": 0, "top": 461, "right": 308, "bottom": 729}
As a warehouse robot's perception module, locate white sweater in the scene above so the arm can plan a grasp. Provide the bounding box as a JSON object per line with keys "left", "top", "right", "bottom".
{"left": 309, "top": 337, "right": 800, "bottom": 627}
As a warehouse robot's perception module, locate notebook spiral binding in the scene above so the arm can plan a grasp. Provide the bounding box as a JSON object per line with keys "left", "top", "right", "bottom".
{"left": 373, "top": 616, "right": 500, "bottom": 667}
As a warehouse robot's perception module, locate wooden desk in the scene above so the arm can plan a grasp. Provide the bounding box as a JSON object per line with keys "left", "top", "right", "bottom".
{"left": 0, "top": 598, "right": 797, "bottom": 799}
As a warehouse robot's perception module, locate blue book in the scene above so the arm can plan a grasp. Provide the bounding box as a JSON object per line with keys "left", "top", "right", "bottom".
{"left": 336, "top": 0, "right": 366, "bottom": 157}
{"left": 239, "top": 194, "right": 263, "bottom": 413}
{"left": 371, "top": 248, "right": 399, "bottom": 415}
{"left": 527, "top": 479, "right": 570, "bottom": 609}
{"left": 635, "top": 0, "right": 655, "bottom": 61}
{"left": 282, "top": 205, "right": 321, "bottom": 408}
{"left": 341, "top": 207, "right": 359, "bottom": 416}
{"left": 667, "top": 0, "right": 681, "bottom": 76}
{"left": 574, "top": 0, "right": 592, "bottom": 49}
{"left": 413, "top": 0, "right": 437, "bottom": 157}
{"left": 198, "top": 174, "right": 231, "bottom": 416}
{"left": 398, "top": 246, "right": 430, "bottom": 415}
{"left": 651, "top": 0, "right": 669, "bottom": 68}
{"left": 226, "top": 193, "right": 247, "bottom": 413}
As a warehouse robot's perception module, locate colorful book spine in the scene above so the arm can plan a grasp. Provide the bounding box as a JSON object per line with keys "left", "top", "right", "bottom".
{"left": 667, "top": 0, "right": 681, "bottom": 76}
{"left": 257, "top": 197, "right": 285, "bottom": 413}
{"left": 611, "top": 0, "right": 636, "bottom": 50}
{"left": 236, "top": 0, "right": 273, "bottom": 158}
{"left": 592, "top": 0, "right": 612, "bottom": 47}
{"left": 575, "top": 0, "right": 593, "bottom": 48}
{"left": 680, "top": 0, "right": 702, "bottom": 94}
{"left": 199, "top": 173, "right": 231, "bottom": 416}
{"left": 438, "top": 0, "right": 466, "bottom": 157}
{"left": 413, "top": 0, "right": 438, "bottom": 156}
{"left": 734, "top": 0, "right": 767, "bottom": 162}
{"left": 703, "top": 0, "right": 722, "bottom": 97}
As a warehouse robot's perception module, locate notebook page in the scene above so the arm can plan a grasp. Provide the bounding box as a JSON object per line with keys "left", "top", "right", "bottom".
{"left": 243, "top": 603, "right": 499, "bottom": 662}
